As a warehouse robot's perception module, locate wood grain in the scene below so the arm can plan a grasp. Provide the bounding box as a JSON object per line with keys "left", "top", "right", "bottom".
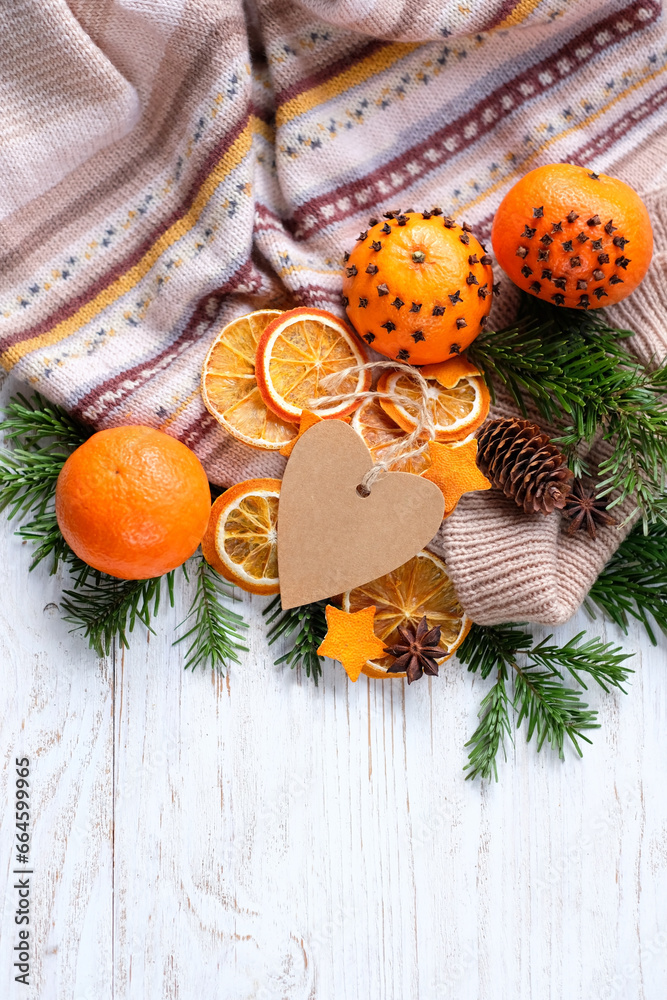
{"left": 0, "top": 373, "right": 665, "bottom": 999}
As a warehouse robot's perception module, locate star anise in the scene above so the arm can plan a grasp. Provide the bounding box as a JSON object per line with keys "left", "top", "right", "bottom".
{"left": 562, "top": 480, "right": 617, "bottom": 540}
{"left": 384, "top": 616, "right": 442, "bottom": 684}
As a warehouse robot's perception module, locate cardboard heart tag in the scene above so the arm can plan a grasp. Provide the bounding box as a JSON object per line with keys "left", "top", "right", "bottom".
{"left": 277, "top": 420, "right": 445, "bottom": 609}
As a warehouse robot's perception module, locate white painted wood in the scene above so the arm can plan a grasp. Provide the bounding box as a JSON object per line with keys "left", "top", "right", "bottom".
{"left": 0, "top": 387, "right": 114, "bottom": 1000}
{"left": 0, "top": 372, "right": 666, "bottom": 999}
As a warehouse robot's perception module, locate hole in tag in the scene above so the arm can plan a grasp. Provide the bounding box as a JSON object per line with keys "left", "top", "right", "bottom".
{"left": 356, "top": 483, "right": 371, "bottom": 498}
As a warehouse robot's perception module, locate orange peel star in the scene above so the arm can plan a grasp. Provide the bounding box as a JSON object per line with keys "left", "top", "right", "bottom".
{"left": 420, "top": 353, "right": 481, "bottom": 388}
{"left": 279, "top": 410, "right": 351, "bottom": 457}
{"left": 279, "top": 410, "right": 323, "bottom": 457}
{"left": 317, "top": 605, "right": 387, "bottom": 682}
{"left": 421, "top": 437, "right": 491, "bottom": 516}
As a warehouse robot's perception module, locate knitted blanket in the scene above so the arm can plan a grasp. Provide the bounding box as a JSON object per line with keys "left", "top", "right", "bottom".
{"left": 2, "top": 0, "right": 667, "bottom": 624}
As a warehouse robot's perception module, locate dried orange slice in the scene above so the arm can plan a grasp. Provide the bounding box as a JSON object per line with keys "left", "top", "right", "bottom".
{"left": 201, "top": 478, "right": 281, "bottom": 594}
{"left": 342, "top": 550, "right": 470, "bottom": 679}
{"left": 350, "top": 396, "right": 431, "bottom": 474}
{"left": 201, "top": 310, "right": 297, "bottom": 451}
{"left": 255, "top": 307, "right": 371, "bottom": 423}
{"left": 377, "top": 358, "right": 490, "bottom": 442}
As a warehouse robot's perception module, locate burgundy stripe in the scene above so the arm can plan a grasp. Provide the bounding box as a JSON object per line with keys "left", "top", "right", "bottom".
{"left": 72, "top": 259, "right": 259, "bottom": 424}
{"left": 1, "top": 111, "right": 252, "bottom": 353}
{"left": 568, "top": 83, "right": 667, "bottom": 164}
{"left": 180, "top": 411, "right": 220, "bottom": 452}
{"left": 274, "top": 39, "right": 387, "bottom": 107}
{"left": 0, "top": 17, "right": 254, "bottom": 274}
{"left": 447, "top": 82, "right": 667, "bottom": 249}
{"left": 291, "top": 0, "right": 660, "bottom": 240}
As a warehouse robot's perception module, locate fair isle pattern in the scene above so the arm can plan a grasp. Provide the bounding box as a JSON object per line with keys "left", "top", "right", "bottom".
{"left": 1, "top": 0, "right": 666, "bottom": 447}
{"left": 284, "top": 2, "right": 663, "bottom": 237}
{"left": 2, "top": 0, "right": 667, "bottom": 623}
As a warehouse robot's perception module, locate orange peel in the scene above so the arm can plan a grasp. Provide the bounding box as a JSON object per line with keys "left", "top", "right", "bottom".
{"left": 279, "top": 410, "right": 351, "bottom": 458}
{"left": 342, "top": 551, "right": 470, "bottom": 679}
{"left": 421, "top": 438, "right": 491, "bottom": 516}
{"left": 317, "top": 605, "right": 387, "bottom": 682}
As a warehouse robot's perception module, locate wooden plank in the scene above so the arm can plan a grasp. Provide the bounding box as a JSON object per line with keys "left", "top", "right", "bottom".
{"left": 110, "top": 582, "right": 667, "bottom": 999}
{"left": 0, "top": 375, "right": 113, "bottom": 1000}
{"left": 111, "top": 586, "right": 315, "bottom": 998}
{"left": 0, "top": 365, "right": 665, "bottom": 997}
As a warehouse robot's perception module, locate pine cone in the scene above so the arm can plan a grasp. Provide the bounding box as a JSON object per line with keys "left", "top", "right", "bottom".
{"left": 476, "top": 417, "right": 573, "bottom": 515}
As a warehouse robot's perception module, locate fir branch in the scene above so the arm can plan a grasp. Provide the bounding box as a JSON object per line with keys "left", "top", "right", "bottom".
{"left": 457, "top": 622, "right": 532, "bottom": 678}
{"left": 0, "top": 392, "right": 91, "bottom": 450}
{"left": 470, "top": 298, "right": 667, "bottom": 524}
{"left": 464, "top": 668, "right": 512, "bottom": 782}
{"left": 458, "top": 623, "right": 633, "bottom": 780}
{"left": 528, "top": 632, "right": 632, "bottom": 693}
{"left": 512, "top": 662, "right": 598, "bottom": 756}
{"left": 0, "top": 393, "right": 91, "bottom": 521}
{"left": 263, "top": 595, "right": 328, "bottom": 684}
{"left": 173, "top": 557, "right": 248, "bottom": 672}
{"left": 16, "top": 507, "right": 73, "bottom": 573}
{"left": 587, "top": 521, "right": 667, "bottom": 644}
{"left": 0, "top": 446, "right": 69, "bottom": 520}
{"left": 0, "top": 394, "right": 250, "bottom": 669}
{"left": 61, "top": 571, "right": 175, "bottom": 657}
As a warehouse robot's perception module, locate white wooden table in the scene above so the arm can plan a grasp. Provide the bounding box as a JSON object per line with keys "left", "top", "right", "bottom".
{"left": 0, "top": 373, "right": 666, "bottom": 1000}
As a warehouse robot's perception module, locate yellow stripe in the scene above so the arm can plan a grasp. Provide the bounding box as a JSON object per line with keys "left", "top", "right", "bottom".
{"left": 158, "top": 386, "right": 202, "bottom": 432}
{"left": 276, "top": 42, "right": 419, "bottom": 128}
{"left": 2, "top": 117, "right": 261, "bottom": 370}
{"left": 275, "top": 6, "right": 544, "bottom": 129}
{"left": 451, "top": 62, "right": 667, "bottom": 217}
{"left": 496, "top": 0, "right": 544, "bottom": 29}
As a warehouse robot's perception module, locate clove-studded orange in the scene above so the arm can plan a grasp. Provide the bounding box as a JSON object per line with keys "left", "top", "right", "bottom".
{"left": 492, "top": 163, "right": 653, "bottom": 309}
{"left": 342, "top": 210, "right": 494, "bottom": 365}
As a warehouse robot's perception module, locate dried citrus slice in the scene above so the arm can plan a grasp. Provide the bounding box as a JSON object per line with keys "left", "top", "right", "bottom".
{"left": 201, "top": 478, "right": 281, "bottom": 594}
{"left": 201, "top": 310, "right": 297, "bottom": 451}
{"left": 350, "top": 396, "right": 431, "bottom": 474}
{"left": 255, "top": 307, "right": 371, "bottom": 423}
{"left": 377, "top": 359, "right": 490, "bottom": 442}
{"left": 342, "top": 550, "right": 470, "bottom": 679}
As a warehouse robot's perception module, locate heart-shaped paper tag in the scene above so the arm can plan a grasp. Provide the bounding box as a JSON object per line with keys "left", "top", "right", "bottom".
{"left": 277, "top": 420, "right": 445, "bottom": 609}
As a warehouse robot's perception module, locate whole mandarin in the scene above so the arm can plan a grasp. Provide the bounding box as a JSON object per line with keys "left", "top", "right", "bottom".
{"left": 55, "top": 425, "right": 211, "bottom": 579}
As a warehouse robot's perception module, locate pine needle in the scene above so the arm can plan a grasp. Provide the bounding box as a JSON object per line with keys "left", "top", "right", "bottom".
{"left": 0, "top": 446, "right": 69, "bottom": 520}
{"left": 173, "top": 557, "right": 248, "bottom": 672}
{"left": 512, "top": 663, "right": 598, "bottom": 756}
{"left": 527, "top": 631, "right": 632, "bottom": 693}
{"left": 263, "top": 595, "right": 328, "bottom": 684}
{"left": 0, "top": 391, "right": 92, "bottom": 450}
{"left": 470, "top": 297, "right": 667, "bottom": 524}
{"left": 0, "top": 393, "right": 91, "bottom": 521}
{"left": 16, "top": 508, "right": 72, "bottom": 573}
{"left": 464, "top": 669, "right": 512, "bottom": 782}
{"left": 458, "top": 623, "right": 633, "bottom": 780}
{"left": 61, "top": 571, "right": 175, "bottom": 657}
{"left": 587, "top": 520, "right": 667, "bottom": 644}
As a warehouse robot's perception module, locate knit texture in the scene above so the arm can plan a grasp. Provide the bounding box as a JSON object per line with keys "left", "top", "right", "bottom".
{"left": 1, "top": 0, "right": 667, "bottom": 623}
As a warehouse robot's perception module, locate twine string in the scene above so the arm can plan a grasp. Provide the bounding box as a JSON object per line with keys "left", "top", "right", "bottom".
{"left": 308, "top": 360, "right": 436, "bottom": 494}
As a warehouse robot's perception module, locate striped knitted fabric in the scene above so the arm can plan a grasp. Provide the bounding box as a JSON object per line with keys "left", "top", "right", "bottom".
{"left": 1, "top": 0, "right": 667, "bottom": 624}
